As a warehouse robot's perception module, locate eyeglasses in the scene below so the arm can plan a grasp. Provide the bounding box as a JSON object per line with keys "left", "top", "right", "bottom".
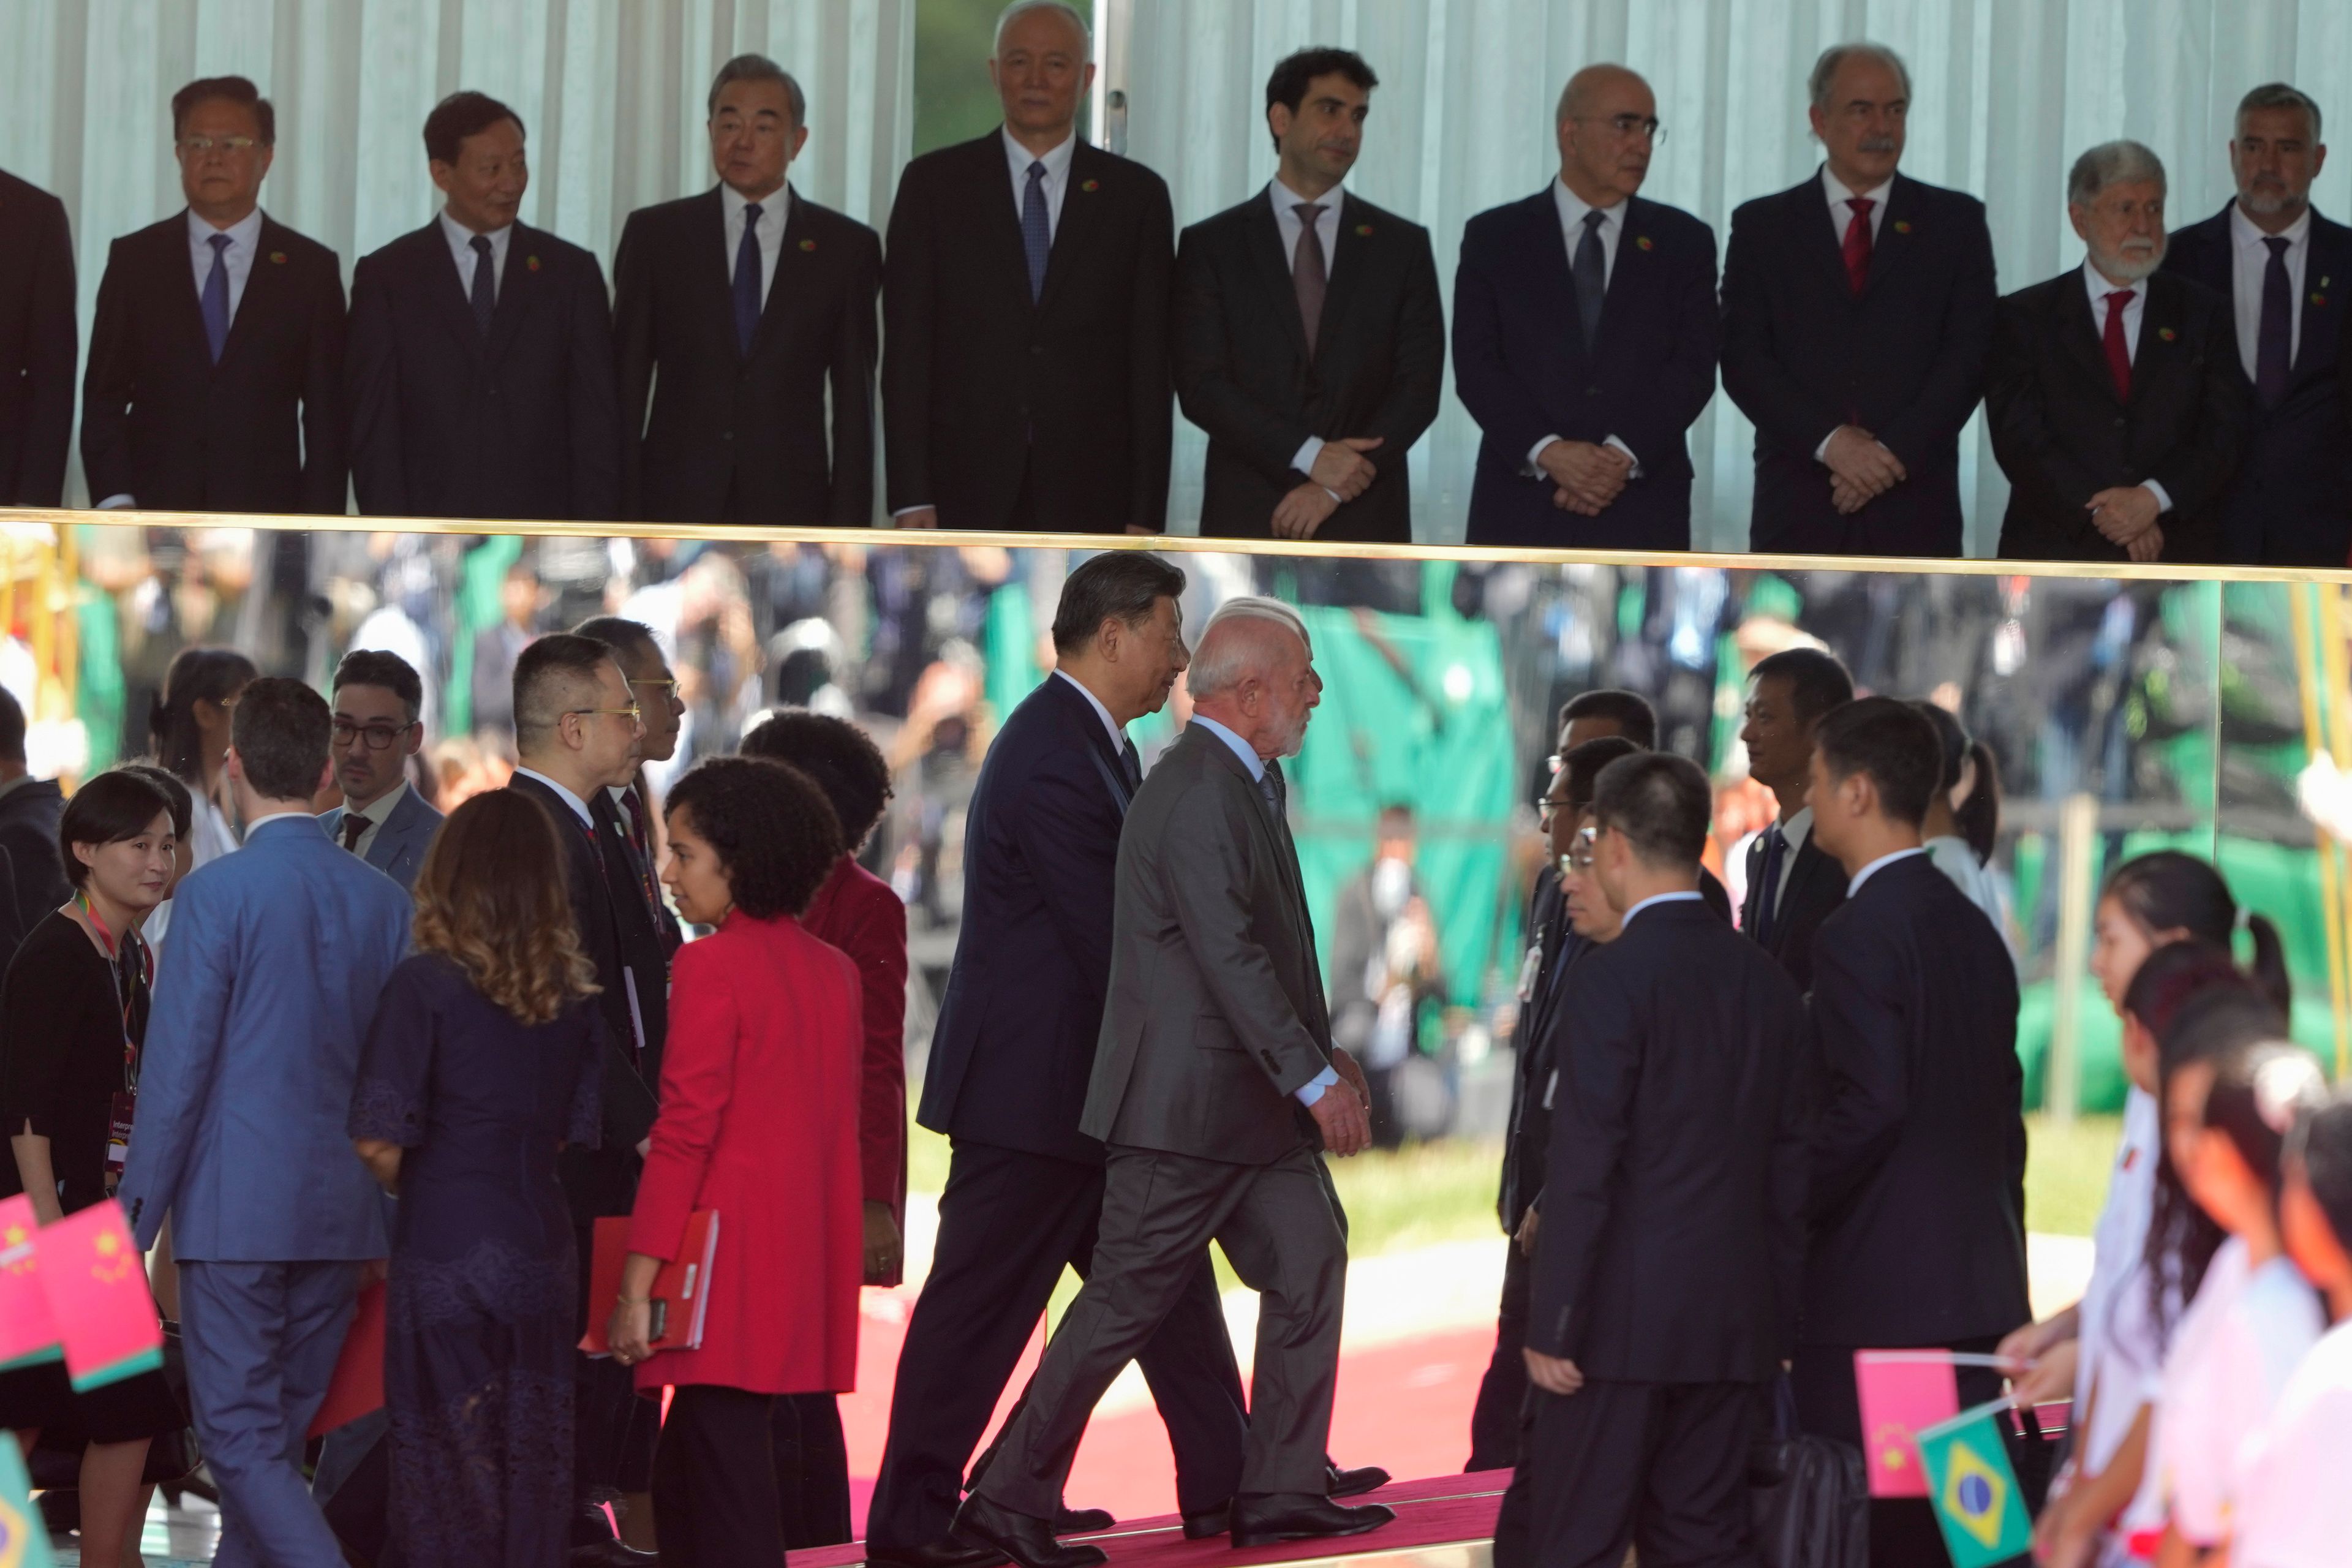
{"left": 179, "top": 135, "right": 263, "bottom": 154}
{"left": 331, "top": 719, "right": 417, "bottom": 752}
{"left": 629, "top": 677, "right": 680, "bottom": 693}
{"left": 1569, "top": 114, "right": 1665, "bottom": 145}
{"left": 567, "top": 704, "right": 644, "bottom": 726}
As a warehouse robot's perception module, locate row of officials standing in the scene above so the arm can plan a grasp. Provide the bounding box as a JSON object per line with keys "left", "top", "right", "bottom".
{"left": 5, "top": 4, "right": 2350, "bottom": 562}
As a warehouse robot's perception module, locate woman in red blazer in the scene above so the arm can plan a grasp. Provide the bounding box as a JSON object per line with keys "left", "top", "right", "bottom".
{"left": 607, "top": 756, "right": 863, "bottom": 1568}
{"left": 742, "top": 712, "right": 909, "bottom": 1545}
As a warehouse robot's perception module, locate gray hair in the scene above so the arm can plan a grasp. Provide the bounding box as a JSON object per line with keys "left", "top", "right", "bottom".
{"left": 1189, "top": 598, "right": 1307, "bottom": 701}
{"left": 2239, "top": 81, "right": 2323, "bottom": 141}
{"left": 1807, "top": 42, "right": 1912, "bottom": 117}
{"left": 707, "top": 53, "right": 806, "bottom": 129}
{"left": 993, "top": 0, "right": 1091, "bottom": 59}
{"left": 2068, "top": 140, "right": 2166, "bottom": 207}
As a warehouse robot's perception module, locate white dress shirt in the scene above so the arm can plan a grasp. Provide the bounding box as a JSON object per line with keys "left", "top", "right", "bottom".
{"left": 722, "top": 181, "right": 790, "bottom": 307}
{"left": 1809, "top": 168, "right": 1897, "bottom": 464}
{"left": 512, "top": 766, "right": 594, "bottom": 827}
{"left": 2228, "top": 201, "right": 2311, "bottom": 379}
{"left": 1620, "top": 888, "right": 1703, "bottom": 927}
{"left": 1844, "top": 844, "right": 1926, "bottom": 897}
{"left": 2081, "top": 259, "right": 2176, "bottom": 514}
{"left": 1529, "top": 179, "right": 1642, "bottom": 476}
{"left": 1767, "top": 806, "right": 1813, "bottom": 912}
{"left": 1272, "top": 178, "right": 1351, "bottom": 480}
{"left": 1055, "top": 669, "right": 1128, "bottom": 754}
{"left": 440, "top": 209, "right": 514, "bottom": 298}
{"left": 337, "top": 780, "right": 410, "bottom": 861}
{"left": 1003, "top": 126, "right": 1077, "bottom": 241}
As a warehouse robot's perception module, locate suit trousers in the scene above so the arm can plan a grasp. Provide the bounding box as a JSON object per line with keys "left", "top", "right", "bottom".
{"left": 178, "top": 1259, "right": 361, "bottom": 1568}
{"left": 975, "top": 1143, "right": 1345, "bottom": 1520}
{"left": 773, "top": 1390, "right": 854, "bottom": 1547}
{"left": 571, "top": 1215, "right": 660, "bottom": 1502}
{"left": 1792, "top": 1335, "right": 2003, "bottom": 1568}
{"left": 652, "top": 1383, "right": 782, "bottom": 1568}
{"left": 867, "top": 1140, "right": 1246, "bottom": 1549}
{"left": 1466, "top": 1235, "right": 1533, "bottom": 1472}
{"left": 1491, "top": 1378, "right": 1762, "bottom": 1568}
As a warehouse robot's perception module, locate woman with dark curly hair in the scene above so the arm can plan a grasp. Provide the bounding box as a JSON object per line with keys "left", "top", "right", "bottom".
{"left": 349, "top": 790, "right": 606, "bottom": 1568}
{"left": 606, "top": 756, "right": 862, "bottom": 1568}
{"left": 739, "top": 710, "right": 905, "bottom": 1544}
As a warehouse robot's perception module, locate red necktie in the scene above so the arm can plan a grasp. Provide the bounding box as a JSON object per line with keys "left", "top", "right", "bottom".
{"left": 1841, "top": 197, "right": 1875, "bottom": 295}
{"left": 2102, "top": 290, "right": 2136, "bottom": 401}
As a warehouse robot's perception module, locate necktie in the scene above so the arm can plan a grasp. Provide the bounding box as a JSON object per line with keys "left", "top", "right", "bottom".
{"left": 1572, "top": 207, "right": 1608, "bottom": 348}
{"left": 1293, "top": 202, "right": 1329, "bottom": 355}
{"left": 620, "top": 786, "right": 648, "bottom": 859}
{"left": 1020, "top": 161, "right": 1052, "bottom": 301}
{"left": 200, "top": 232, "right": 233, "bottom": 363}
{"left": 469, "top": 235, "right": 496, "bottom": 336}
{"left": 2256, "top": 235, "right": 2293, "bottom": 409}
{"left": 1120, "top": 737, "right": 1143, "bottom": 791}
{"left": 734, "top": 201, "right": 765, "bottom": 355}
{"left": 2103, "top": 289, "right": 2136, "bottom": 402}
{"left": 1841, "top": 197, "right": 1875, "bottom": 296}
{"left": 341, "top": 813, "right": 369, "bottom": 854}
{"left": 1752, "top": 824, "right": 1787, "bottom": 947}
{"left": 1257, "top": 771, "right": 1282, "bottom": 819}
{"left": 619, "top": 787, "right": 659, "bottom": 911}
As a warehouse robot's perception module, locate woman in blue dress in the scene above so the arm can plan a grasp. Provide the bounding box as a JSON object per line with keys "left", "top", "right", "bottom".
{"left": 350, "top": 790, "right": 604, "bottom": 1568}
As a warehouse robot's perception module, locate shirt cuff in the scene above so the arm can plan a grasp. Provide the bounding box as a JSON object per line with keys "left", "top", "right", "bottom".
{"left": 1294, "top": 1064, "right": 1341, "bottom": 1106}
{"left": 1528, "top": 435, "right": 1564, "bottom": 471}
{"left": 1602, "top": 435, "right": 1642, "bottom": 479}
{"left": 1812, "top": 432, "right": 1836, "bottom": 463}
{"left": 2141, "top": 480, "right": 2174, "bottom": 515}
{"left": 1291, "top": 437, "right": 1325, "bottom": 478}
{"left": 96, "top": 494, "right": 136, "bottom": 510}
{"left": 889, "top": 505, "right": 931, "bottom": 519}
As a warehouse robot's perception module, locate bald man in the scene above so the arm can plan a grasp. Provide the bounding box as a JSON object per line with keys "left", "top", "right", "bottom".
{"left": 1456, "top": 66, "right": 1717, "bottom": 550}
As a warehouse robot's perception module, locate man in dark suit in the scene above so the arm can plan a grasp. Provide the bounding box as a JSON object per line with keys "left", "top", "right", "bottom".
{"left": 1491, "top": 752, "right": 1809, "bottom": 1568}
{"left": 82, "top": 77, "right": 345, "bottom": 515}
{"left": 615, "top": 55, "right": 880, "bottom": 526}
{"left": 871, "top": 555, "right": 1249, "bottom": 1568}
{"left": 1794, "top": 697, "right": 2028, "bottom": 1567}
{"left": 504, "top": 634, "right": 666, "bottom": 1561}
{"left": 1456, "top": 66, "right": 1717, "bottom": 549}
{"left": 885, "top": 1, "right": 1172, "bottom": 532}
{"left": 0, "top": 685, "right": 66, "bottom": 957}
{"left": 1721, "top": 43, "right": 1997, "bottom": 557}
{"left": 317, "top": 648, "right": 442, "bottom": 894}
{"left": 0, "top": 167, "right": 74, "bottom": 507}
{"left": 348, "top": 91, "right": 620, "bottom": 522}
{"left": 573, "top": 616, "right": 687, "bottom": 967}
{"left": 1990, "top": 141, "right": 2245, "bottom": 563}
{"left": 1737, "top": 647, "right": 1853, "bottom": 992}
{"left": 2163, "top": 82, "right": 2351, "bottom": 567}
{"left": 961, "top": 602, "right": 1392, "bottom": 1568}
{"left": 1174, "top": 48, "right": 1442, "bottom": 544}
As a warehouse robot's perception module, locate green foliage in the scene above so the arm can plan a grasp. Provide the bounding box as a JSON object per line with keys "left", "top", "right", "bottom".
{"left": 915, "top": 0, "right": 1093, "bottom": 156}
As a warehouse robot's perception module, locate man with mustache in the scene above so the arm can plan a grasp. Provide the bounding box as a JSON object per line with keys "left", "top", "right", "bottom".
{"left": 1174, "top": 48, "right": 1444, "bottom": 543}
{"left": 1721, "top": 42, "right": 1997, "bottom": 557}
{"left": 1987, "top": 141, "right": 2245, "bottom": 561}
{"left": 2161, "top": 82, "right": 2352, "bottom": 566}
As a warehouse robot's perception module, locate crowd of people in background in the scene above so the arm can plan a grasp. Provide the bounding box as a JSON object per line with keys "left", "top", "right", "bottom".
{"left": 5, "top": 2, "right": 2352, "bottom": 561}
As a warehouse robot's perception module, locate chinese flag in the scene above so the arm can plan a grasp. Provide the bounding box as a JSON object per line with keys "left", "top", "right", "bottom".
{"left": 35, "top": 1200, "right": 163, "bottom": 1392}
{"left": 1854, "top": 1350, "right": 1960, "bottom": 1498}
{"left": 0, "top": 1196, "right": 59, "bottom": 1372}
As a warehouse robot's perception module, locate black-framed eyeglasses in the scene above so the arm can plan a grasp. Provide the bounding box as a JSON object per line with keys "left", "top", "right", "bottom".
{"left": 179, "top": 134, "right": 263, "bottom": 153}
{"left": 331, "top": 719, "right": 418, "bottom": 752}
{"left": 1570, "top": 114, "right": 1665, "bottom": 145}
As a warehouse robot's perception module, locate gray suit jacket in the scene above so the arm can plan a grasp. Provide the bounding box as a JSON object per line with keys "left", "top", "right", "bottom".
{"left": 1082, "top": 725, "right": 1333, "bottom": 1166}
{"left": 318, "top": 783, "right": 443, "bottom": 893}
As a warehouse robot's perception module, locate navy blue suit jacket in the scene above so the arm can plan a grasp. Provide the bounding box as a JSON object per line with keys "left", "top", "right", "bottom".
{"left": 2161, "top": 202, "right": 2352, "bottom": 565}
{"left": 1455, "top": 189, "right": 1717, "bottom": 549}
{"left": 318, "top": 783, "right": 443, "bottom": 894}
{"left": 1721, "top": 170, "right": 1997, "bottom": 557}
{"left": 918, "top": 674, "right": 1137, "bottom": 1165}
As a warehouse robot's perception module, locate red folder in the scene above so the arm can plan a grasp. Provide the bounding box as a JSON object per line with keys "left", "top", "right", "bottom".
{"left": 0, "top": 1195, "right": 61, "bottom": 1371}
{"left": 307, "top": 1279, "right": 388, "bottom": 1437}
{"left": 578, "top": 1211, "right": 719, "bottom": 1357}
{"left": 36, "top": 1200, "right": 162, "bottom": 1391}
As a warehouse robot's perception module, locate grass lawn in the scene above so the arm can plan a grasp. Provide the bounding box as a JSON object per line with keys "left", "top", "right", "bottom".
{"left": 2024, "top": 1112, "right": 2122, "bottom": 1238}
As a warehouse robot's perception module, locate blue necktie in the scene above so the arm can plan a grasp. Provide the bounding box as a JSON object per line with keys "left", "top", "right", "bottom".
{"left": 200, "top": 232, "right": 233, "bottom": 363}
{"left": 1572, "top": 208, "right": 1607, "bottom": 349}
{"left": 1021, "top": 160, "right": 1051, "bottom": 301}
{"left": 1752, "top": 824, "right": 1787, "bottom": 948}
{"left": 469, "top": 235, "right": 496, "bottom": 336}
{"left": 2256, "top": 234, "right": 2293, "bottom": 409}
{"left": 734, "top": 201, "right": 764, "bottom": 354}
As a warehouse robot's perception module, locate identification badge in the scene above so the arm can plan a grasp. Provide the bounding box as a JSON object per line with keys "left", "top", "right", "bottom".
{"left": 1515, "top": 942, "right": 1543, "bottom": 1004}
{"left": 105, "top": 1091, "right": 136, "bottom": 1180}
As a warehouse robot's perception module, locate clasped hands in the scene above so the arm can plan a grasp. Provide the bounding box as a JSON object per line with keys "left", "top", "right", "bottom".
{"left": 2086, "top": 484, "right": 2165, "bottom": 562}
{"left": 1822, "top": 424, "right": 1907, "bottom": 514}
{"left": 1537, "top": 440, "right": 1633, "bottom": 516}
{"left": 1273, "top": 437, "right": 1384, "bottom": 540}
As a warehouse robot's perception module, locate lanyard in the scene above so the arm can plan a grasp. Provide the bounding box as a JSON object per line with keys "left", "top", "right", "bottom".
{"left": 78, "top": 892, "right": 148, "bottom": 1088}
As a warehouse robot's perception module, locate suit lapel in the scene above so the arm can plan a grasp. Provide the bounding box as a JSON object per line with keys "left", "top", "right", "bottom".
{"left": 423, "top": 223, "right": 490, "bottom": 366}
{"left": 1038, "top": 146, "right": 1107, "bottom": 314}
{"left": 972, "top": 132, "right": 1038, "bottom": 312}
{"left": 2294, "top": 211, "right": 2347, "bottom": 382}
{"left": 1520, "top": 188, "right": 1581, "bottom": 361}
{"left": 216, "top": 216, "right": 284, "bottom": 368}
{"left": 692, "top": 187, "right": 741, "bottom": 359}
{"left": 1247, "top": 191, "right": 1314, "bottom": 368}
{"left": 1861, "top": 176, "right": 1923, "bottom": 297}
{"left": 2129, "top": 274, "right": 2185, "bottom": 408}
{"left": 160, "top": 216, "right": 218, "bottom": 366}
{"left": 1795, "top": 172, "right": 1856, "bottom": 300}
{"left": 486, "top": 224, "right": 546, "bottom": 363}
{"left": 1315, "top": 191, "right": 1378, "bottom": 364}
{"left": 750, "top": 189, "right": 813, "bottom": 361}
{"left": 2057, "top": 276, "right": 2120, "bottom": 405}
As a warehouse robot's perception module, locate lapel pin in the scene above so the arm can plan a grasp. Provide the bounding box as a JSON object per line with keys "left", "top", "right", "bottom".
{"left": 1080, "top": 178, "right": 1101, "bottom": 192}
{"left": 526, "top": 254, "right": 541, "bottom": 271}
{"left": 1635, "top": 235, "right": 1654, "bottom": 251}
{"left": 2313, "top": 291, "right": 2329, "bottom": 307}
{"left": 269, "top": 250, "right": 287, "bottom": 264}
{"left": 1355, "top": 222, "right": 1374, "bottom": 236}
{"left": 799, "top": 238, "right": 817, "bottom": 252}
{"left": 2158, "top": 326, "right": 2177, "bottom": 342}
{"left": 1893, "top": 219, "right": 1913, "bottom": 235}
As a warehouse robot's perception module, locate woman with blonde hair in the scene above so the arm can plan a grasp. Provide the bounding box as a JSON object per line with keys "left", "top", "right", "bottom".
{"left": 350, "top": 790, "right": 605, "bottom": 1568}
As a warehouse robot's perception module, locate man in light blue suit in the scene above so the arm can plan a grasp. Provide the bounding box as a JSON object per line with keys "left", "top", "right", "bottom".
{"left": 316, "top": 647, "right": 443, "bottom": 892}
{"left": 120, "top": 676, "right": 411, "bottom": 1568}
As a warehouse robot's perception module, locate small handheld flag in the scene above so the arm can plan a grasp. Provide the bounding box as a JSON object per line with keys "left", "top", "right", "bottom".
{"left": 36, "top": 1200, "right": 163, "bottom": 1392}
{"left": 1916, "top": 1398, "right": 2033, "bottom": 1568}
{"left": 0, "top": 1429, "right": 57, "bottom": 1567}
{"left": 1854, "top": 1350, "right": 1961, "bottom": 1497}
{"left": 0, "top": 1196, "right": 60, "bottom": 1372}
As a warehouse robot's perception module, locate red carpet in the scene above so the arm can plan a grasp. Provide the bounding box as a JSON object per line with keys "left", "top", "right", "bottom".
{"left": 792, "top": 1471, "right": 1511, "bottom": 1568}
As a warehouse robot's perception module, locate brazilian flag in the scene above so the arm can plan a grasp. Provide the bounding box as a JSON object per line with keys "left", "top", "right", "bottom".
{"left": 1915, "top": 1401, "right": 2032, "bottom": 1567}
{"left": 0, "top": 1431, "right": 55, "bottom": 1567}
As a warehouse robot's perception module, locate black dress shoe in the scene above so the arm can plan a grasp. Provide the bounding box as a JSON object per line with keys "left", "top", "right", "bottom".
{"left": 1229, "top": 1493, "right": 1396, "bottom": 1548}
{"left": 954, "top": 1494, "right": 1109, "bottom": 1568}
{"left": 863, "top": 1537, "right": 1010, "bottom": 1568}
{"left": 1180, "top": 1503, "right": 1231, "bottom": 1540}
{"left": 1054, "top": 1506, "right": 1115, "bottom": 1536}
{"left": 1327, "top": 1463, "right": 1390, "bottom": 1498}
